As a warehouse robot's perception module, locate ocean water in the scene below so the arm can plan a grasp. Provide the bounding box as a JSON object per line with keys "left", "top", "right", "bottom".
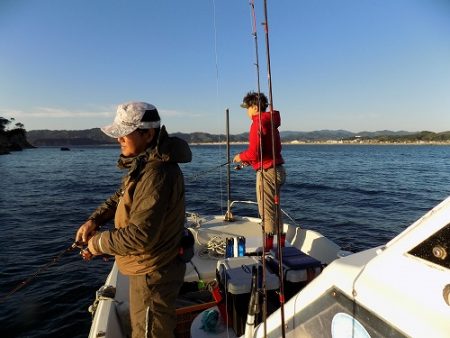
{"left": 1, "top": 144, "right": 450, "bottom": 337}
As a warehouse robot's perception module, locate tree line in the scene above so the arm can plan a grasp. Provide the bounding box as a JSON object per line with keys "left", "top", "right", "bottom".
{"left": 0, "top": 117, "right": 33, "bottom": 154}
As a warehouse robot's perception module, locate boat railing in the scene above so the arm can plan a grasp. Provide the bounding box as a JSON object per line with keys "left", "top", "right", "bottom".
{"left": 229, "top": 200, "right": 300, "bottom": 227}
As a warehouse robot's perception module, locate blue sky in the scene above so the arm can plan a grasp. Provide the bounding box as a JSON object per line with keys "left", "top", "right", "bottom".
{"left": 1, "top": 0, "right": 449, "bottom": 134}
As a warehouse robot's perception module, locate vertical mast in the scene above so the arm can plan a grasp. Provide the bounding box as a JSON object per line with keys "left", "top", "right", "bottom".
{"left": 224, "top": 108, "right": 234, "bottom": 221}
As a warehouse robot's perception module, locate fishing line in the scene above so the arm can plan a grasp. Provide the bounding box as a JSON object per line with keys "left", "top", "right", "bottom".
{"left": 0, "top": 241, "right": 81, "bottom": 304}
{"left": 185, "top": 162, "right": 229, "bottom": 182}
{"left": 211, "top": 0, "right": 220, "bottom": 97}
{"left": 211, "top": 0, "right": 226, "bottom": 215}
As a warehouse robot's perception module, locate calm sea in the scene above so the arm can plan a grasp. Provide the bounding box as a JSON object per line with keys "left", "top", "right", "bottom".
{"left": 1, "top": 144, "right": 450, "bottom": 337}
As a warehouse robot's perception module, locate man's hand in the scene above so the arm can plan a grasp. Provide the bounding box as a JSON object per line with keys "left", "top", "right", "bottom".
{"left": 80, "top": 247, "right": 94, "bottom": 261}
{"left": 76, "top": 219, "right": 97, "bottom": 244}
{"left": 233, "top": 153, "right": 250, "bottom": 170}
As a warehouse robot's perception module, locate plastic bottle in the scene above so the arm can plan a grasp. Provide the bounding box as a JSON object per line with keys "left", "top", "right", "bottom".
{"left": 238, "top": 236, "right": 246, "bottom": 256}
{"left": 225, "top": 237, "right": 234, "bottom": 258}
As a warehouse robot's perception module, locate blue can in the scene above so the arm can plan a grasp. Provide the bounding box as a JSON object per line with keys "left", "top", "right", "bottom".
{"left": 238, "top": 236, "right": 246, "bottom": 257}
{"left": 225, "top": 237, "right": 234, "bottom": 258}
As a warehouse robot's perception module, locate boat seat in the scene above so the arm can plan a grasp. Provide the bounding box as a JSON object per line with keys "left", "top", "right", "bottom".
{"left": 267, "top": 246, "right": 322, "bottom": 283}
{"left": 283, "top": 222, "right": 298, "bottom": 244}
{"left": 290, "top": 228, "right": 340, "bottom": 264}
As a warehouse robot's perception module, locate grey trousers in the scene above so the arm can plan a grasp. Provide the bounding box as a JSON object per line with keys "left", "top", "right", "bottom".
{"left": 256, "top": 165, "right": 286, "bottom": 234}
{"left": 129, "top": 259, "right": 186, "bottom": 338}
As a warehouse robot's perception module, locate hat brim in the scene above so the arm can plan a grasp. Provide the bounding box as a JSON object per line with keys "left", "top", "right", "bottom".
{"left": 240, "top": 103, "right": 249, "bottom": 108}
{"left": 101, "top": 123, "right": 138, "bottom": 138}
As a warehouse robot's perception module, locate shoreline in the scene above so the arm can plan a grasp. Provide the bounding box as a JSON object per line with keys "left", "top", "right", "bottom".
{"left": 190, "top": 141, "right": 450, "bottom": 146}
{"left": 16, "top": 141, "right": 450, "bottom": 149}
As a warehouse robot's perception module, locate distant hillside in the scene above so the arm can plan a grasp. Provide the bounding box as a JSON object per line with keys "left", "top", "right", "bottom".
{"left": 279, "top": 130, "right": 414, "bottom": 142}
{"left": 0, "top": 117, "right": 34, "bottom": 154}
{"left": 0, "top": 128, "right": 34, "bottom": 154}
{"left": 27, "top": 128, "right": 248, "bottom": 146}
{"left": 26, "top": 128, "right": 450, "bottom": 146}
{"left": 355, "top": 131, "right": 450, "bottom": 143}
{"left": 27, "top": 128, "right": 116, "bottom": 146}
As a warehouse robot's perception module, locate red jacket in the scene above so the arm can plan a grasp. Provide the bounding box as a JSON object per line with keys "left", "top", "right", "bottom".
{"left": 239, "top": 110, "right": 284, "bottom": 170}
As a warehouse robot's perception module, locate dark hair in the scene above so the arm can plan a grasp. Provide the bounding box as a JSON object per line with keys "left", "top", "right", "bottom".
{"left": 138, "top": 108, "right": 160, "bottom": 147}
{"left": 242, "top": 91, "right": 268, "bottom": 111}
{"left": 141, "top": 108, "right": 160, "bottom": 123}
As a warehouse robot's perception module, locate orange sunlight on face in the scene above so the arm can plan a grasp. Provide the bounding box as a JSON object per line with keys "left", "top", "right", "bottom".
{"left": 247, "top": 105, "right": 259, "bottom": 119}
{"left": 117, "top": 130, "right": 154, "bottom": 157}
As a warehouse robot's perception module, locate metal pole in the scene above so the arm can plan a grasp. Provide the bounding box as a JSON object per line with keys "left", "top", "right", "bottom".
{"left": 225, "top": 108, "right": 234, "bottom": 221}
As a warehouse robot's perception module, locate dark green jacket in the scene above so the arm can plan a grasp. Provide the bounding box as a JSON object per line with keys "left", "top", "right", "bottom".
{"left": 89, "top": 126, "right": 192, "bottom": 275}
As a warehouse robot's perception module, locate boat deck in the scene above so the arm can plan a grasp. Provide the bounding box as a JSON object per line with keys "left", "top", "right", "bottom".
{"left": 88, "top": 213, "right": 342, "bottom": 338}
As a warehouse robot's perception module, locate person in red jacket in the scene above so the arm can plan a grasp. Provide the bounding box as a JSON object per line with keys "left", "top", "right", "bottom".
{"left": 233, "top": 91, "right": 286, "bottom": 235}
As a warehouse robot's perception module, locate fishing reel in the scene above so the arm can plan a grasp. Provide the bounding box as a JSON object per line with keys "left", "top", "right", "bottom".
{"left": 73, "top": 241, "right": 111, "bottom": 262}
{"left": 73, "top": 241, "right": 93, "bottom": 261}
{"left": 234, "top": 162, "right": 249, "bottom": 170}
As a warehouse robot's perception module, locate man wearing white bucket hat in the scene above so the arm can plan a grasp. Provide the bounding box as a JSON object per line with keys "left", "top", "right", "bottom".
{"left": 75, "top": 101, "right": 192, "bottom": 338}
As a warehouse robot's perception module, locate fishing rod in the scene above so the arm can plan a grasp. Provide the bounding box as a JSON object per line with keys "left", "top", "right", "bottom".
{"left": 0, "top": 241, "right": 84, "bottom": 304}
{"left": 263, "top": 0, "right": 287, "bottom": 336}
{"left": 244, "top": 265, "right": 260, "bottom": 338}
{"left": 250, "top": 0, "right": 262, "bottom": 96}
{"left": 249, "top": 1, "right": 269, "bottom": 337}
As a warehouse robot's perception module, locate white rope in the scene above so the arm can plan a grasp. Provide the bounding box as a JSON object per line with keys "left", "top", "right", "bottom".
{"left": 196, "top": 233, "right": 226, "bottom": 259}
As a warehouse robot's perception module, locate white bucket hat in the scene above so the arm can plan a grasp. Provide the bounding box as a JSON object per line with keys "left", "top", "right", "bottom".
{"left": 101, "top": 101, "right": 161, "bottom": 138}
